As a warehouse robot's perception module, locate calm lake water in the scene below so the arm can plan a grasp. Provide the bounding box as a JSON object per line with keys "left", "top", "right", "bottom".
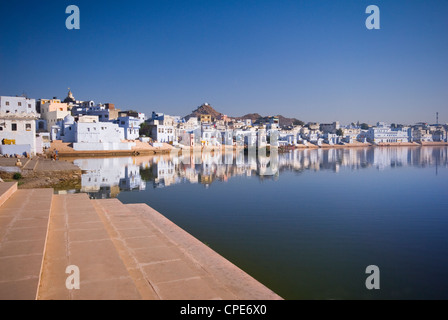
{"left": 65, "top": 146, "right": 448, "bottom": 299}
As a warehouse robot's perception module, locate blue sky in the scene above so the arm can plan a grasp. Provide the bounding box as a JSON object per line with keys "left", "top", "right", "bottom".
{"left": 0, "top": 0, "right": 447, "bottom": 124}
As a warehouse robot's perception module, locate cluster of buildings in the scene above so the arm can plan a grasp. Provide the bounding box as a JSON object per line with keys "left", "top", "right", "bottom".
{"left": 147, "top": 106, "right": 448, "bottom": 149}
{"left": 0, "top": 93, "right": 447, "bottom": 157}
{"left": 0, "top": 90, "right": 146, "bottom": 156}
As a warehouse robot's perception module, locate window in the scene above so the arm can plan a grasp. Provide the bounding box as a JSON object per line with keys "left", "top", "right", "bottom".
{"left": 28, "top": 104, "right": 31, "bottom": 108}
{"left": 5, "top": 101, "right": 9, "bottom": 106}
{"left": 12, "top": 123, "right": 17, "bottom": 131}
{"left": 25, "top": 124, "right": 31, "bottom": 131}
{"left": 18, "top": 102, "right": 22, "bottom": 106}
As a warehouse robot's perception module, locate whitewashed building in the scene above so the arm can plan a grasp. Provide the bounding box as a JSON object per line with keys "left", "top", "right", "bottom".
{"left": 116, "top": 116, "right": 140, "bottom": 140}
{"left": 0, "top": 96, "right": 38, "bottom": 155}
{"left": 150, "top": 120, "right": 175, "bottom": 143}
{"left": 367, "top": 122, "right": 410, "bottom": 143}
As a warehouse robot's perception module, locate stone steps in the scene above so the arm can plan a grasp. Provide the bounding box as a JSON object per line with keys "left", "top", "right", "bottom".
{"left": 94, "top": 199, "right": 233, "bottom": 300}
{"left": 0, "top": 182, "right": 282, "bottom": 300}
{"left": 124, "top": 202, "right": 281, "bottom": 300}
{"left": 0, "top": 182, "right": 17, "bottom": 207}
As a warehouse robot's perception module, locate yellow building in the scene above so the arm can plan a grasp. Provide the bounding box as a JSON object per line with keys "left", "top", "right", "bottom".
{"left": 199, "top": 114, "right": 212, "bottom": 123}
{"left": 40, "top": 100, "right": 70, "bottom": 129}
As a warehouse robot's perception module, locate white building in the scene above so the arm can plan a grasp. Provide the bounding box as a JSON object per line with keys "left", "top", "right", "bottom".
{"left": 367, "top": 122, "right": 410, "bottom": 143}
{"left": 0, "top": 96, "right": 38, "bottom": 155}
{"left": 52, "top": 114, "right": 135, "bottom": 151}
{"left": 116, "top": 116, "right": 140, "bottom": 140}
{"left": 150, "top": 120, "right": 175, "bottom": 143}
{"left": 201, "top": 124, "right": 222, "bottom": 147}
{"left": 0, "top": 96, "right": 36, "bottom": 114}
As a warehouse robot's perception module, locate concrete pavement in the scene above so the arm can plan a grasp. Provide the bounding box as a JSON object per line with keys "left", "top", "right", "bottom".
{"left": 0, "top": 182, "right": 282, "bottom": 300}
{"left": 0, "top": 187, "right": 53, "bottom": 299}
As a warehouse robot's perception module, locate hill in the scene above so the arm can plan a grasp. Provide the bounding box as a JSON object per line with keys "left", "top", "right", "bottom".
{"left": 236, "top": 113, "right": 304, "bottom": 128}
{"left": 185, "top": 103, "right": 222, "bottom": 120}
{"left": 185, "top": 103, "right": 304, "bottom": 128}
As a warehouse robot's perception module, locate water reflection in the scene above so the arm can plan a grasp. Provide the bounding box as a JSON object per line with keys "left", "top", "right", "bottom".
{"left": 73, "top": 157, "right": 145, "bottom": 198}
{"left": 72, "top": 146, "right": 448, "bottom": 198}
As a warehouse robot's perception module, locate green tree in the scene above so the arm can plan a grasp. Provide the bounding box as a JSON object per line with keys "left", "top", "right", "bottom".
{"left": 336, "top": 128, "right": 344, "bottom": 136}
{"left": 360, "top": 123, "right": 369, "bottom": 130}
{"left": 140, "top": 122, "right": 151, "bottom": 137}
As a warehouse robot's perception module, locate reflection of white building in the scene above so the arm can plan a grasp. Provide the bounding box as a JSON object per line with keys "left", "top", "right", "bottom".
{"left": 119, "top": 165, "right": 145, "bottom": 190}
{"left": 371, "top": 147, "right": 409, "bottom": 170}
{"left": 152, "top": 158, "right": 178, "bottom": 187}
{"left": 70, "top": 146, "right": 448, "bottom": 195}
{"left": 74, "top": 157, "right": 145, "bottom": 197}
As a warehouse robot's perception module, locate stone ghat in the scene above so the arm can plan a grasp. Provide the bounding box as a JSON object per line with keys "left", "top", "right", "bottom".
{"left": 0, "top": 182, "right": 282, "bottom": 300}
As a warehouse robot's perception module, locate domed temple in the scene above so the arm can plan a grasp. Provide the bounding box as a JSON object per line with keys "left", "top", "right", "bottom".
{"left": 63, "top": 88, "right": 76, "bottom": 104}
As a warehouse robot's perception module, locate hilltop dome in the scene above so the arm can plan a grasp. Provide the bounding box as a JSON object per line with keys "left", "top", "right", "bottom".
{"left": 63, "top": 88, "right": 76, "bottom": 103}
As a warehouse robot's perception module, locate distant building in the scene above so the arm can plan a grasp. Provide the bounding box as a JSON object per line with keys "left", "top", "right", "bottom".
{"left": 201, "top": 123, "right": 221, "bottom": 146}
{"left": 411, "top": 127, "right": 433, "bottom": 142}
{"left": 320, "top": 122, "right": 340, "bottom": 134}
{"left": 367, "top": 122, "right": 410, "bottom": 143}
{"left": 150, "top": 120, "right": 175, "bottom": 143}
{"left": 179, "top": 130, "right": 195, "bottom": 147}
{"left": 51, "top": 114, "right": 133, "bottom": 151}
{"left": 307, "top": 122, "right": 320, "bottom": 131}
{"left": 200, "top": 114, "right": 212, "bottom": 123}
{"left": 119, "top": 110, "right": 145, "bottom": 124}
{"left": 72, "top": 104, "right": 113, "bottom": 122}
{"left": 115, "top": 116, "right": 140, "bottom": 140}
{"left": 40, "top": 99, "right": 70, "bottom": 130}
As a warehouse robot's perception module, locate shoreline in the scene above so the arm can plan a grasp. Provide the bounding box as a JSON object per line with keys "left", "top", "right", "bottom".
{"left": 1, "top": 140, "right": 446, "bottom": 191}
{"left": 52, "top": 141, "right": 448, "bottom": 158}
{"left": 0, "top": 156, "right": 82, "bottom": 189}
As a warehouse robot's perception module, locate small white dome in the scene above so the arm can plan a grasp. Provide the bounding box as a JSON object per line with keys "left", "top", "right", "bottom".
{"left": 64, "top": 114, "right": 75, "bottom": 124}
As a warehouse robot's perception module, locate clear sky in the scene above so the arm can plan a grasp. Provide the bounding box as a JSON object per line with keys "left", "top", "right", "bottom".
{"left": 0, "top": 0, "right": 447, "bottom": 125}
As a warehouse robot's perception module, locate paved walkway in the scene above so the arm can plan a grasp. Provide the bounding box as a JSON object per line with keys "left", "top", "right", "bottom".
{"left": 38, "top": 194, "right": 141, "bottom": 300}
{"left": 0, "top": 182, "right": 282, "bottom": 300}
{"left": 0, "top": 188, "right": 53, "bottom": 299}
{"left": 94, "top": 199, "right": 281, "bottom": 300}
{"left": 0, "top": 157, "right": 80, "bottom": 173}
